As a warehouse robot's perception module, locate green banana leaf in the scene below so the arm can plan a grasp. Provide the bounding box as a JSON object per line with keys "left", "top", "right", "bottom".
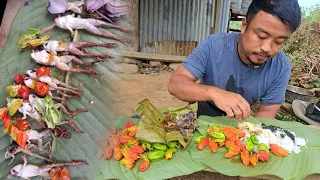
{"left": 189, "top": 116, "right": 320, "bottom": 180}
{"left": 0, "top": 0, "right": 128, "bottom": 179}
{"left": 103, "top": 116, "right": 206, "bottom": 180}
{"left": 134, "top": 99, "right": 197, "bottom": 148}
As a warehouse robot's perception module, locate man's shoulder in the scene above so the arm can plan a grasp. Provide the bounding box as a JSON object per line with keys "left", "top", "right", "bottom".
{"left": 272, "top": 50, "right": 292, "bottom": 69}
{"left": 207, "top": 32, "right": 238, "bottom": 42}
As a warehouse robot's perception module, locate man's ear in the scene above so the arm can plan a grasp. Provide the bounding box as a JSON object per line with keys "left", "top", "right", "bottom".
{"left": 241, "top": 18, "right": 247, "bottom": 34}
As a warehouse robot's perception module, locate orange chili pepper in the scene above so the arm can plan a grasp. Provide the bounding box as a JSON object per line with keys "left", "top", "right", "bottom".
{"left": 218, "top": 141, "right": 226, "bottom": 147}
{"left": 235, "top": 139, "right": 246, "bottom": 151}
{"left": 270, "top": 144, "right": 288, "bottom": 157}
{"left": 224, "top": 141, "right": 240, "bottom": 158}
{"left": 120, "top": 157, "right": 135, "bottom": 169}
{"left": 197, "top": 137, "right": 209, "bottom": 150}
{"left": 249, "top": 153, "right": 259, "bottom": 166}
{"left": 138, "top": 154, "right": 150, "bottom": 172}
{"left": 208, "top": 138, "right": 218, "bottom": 153}
{"left": 240, "top": 150, "right": 250, "bottom": 166}
{"left": 122, "top": 146, "right": 139, "bottom": 161}
{"left": 113, "top": 147, "right": 123, "bottom": 160}
{"left": 3, "top": 118, "right": 28, "bottom": 149}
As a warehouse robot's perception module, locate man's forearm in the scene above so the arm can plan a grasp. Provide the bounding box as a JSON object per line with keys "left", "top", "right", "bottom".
{"left": 168, "top": 74, "right": 221, "bottom": 102}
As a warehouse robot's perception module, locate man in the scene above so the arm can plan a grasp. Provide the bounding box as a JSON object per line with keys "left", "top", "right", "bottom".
{"left": 168, "top": 0, "right": 301, "bottom": 120}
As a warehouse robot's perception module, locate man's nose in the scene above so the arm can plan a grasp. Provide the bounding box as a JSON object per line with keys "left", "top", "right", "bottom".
{"left": 260, "top": 39, "right": 272, "bottom": 53}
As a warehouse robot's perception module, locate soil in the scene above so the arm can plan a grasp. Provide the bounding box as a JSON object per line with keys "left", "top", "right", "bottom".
{"left": 112, "top": 72, "right": 186, "bottom": 118}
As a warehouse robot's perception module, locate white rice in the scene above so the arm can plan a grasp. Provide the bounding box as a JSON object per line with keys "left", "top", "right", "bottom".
{"left": 238, "top": 123, "right": 307, "bottom": 154}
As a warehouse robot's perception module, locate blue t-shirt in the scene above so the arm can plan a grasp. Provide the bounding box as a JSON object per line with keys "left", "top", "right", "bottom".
{"left": 182, "top": 32, "right": 291, "bottom": 116}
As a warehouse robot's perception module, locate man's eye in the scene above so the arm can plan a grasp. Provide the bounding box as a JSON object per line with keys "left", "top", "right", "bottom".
{"left": 275, "top": 41, "right": 284, "bottom": 45}
{"left": 257, "top": 34, "right": 266, "bottom": 39}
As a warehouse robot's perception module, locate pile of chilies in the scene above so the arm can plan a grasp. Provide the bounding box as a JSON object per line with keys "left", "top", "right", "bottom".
{"left": 196, "top": 124, "right": 288, "bottom": 166}
{"left": 1, "top": 0, "right": 131, "bottom": 179}
{"left": 101, "top": 121, "right": 180, "bottom": 172}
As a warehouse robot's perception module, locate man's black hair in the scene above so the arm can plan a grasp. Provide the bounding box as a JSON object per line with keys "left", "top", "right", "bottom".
{"left": 246, "top": 0, "right": 301, "bottom": 32}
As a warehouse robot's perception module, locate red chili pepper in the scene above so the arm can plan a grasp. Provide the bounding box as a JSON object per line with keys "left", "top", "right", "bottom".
{"left": 17, "top": 85, "right": 30, "bottom": 100}
{"left": 36, "top": 66, "right": 51, "bottom": 76}
{"left": 14, "top": 74, "right": 25, "bottom": 84}
{"left": 123, "top": 121, "right": 134, "bottom": 129}
{"left": 35, "top": 82, "right": 50, "bottom": 97}
{"left": 257, "top": 150, "right": 269, "bottom": 162}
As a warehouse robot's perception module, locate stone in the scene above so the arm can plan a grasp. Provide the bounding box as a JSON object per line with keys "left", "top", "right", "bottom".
{"left": 112, "top": 63, "right": 139, "bottom": 74}
{"left": 169, "top": 63, "right": 181, "bottom": 71}
{"left": 149, "top": 61, "right": 161, "bottom": 67}
{"left": 124, "top": 58, "right": 141, "bottom": 64}
{"left": 310, "top": 88, "right": 320, "bottom": 97}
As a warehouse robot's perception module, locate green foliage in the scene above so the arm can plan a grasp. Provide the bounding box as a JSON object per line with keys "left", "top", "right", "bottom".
{"left": 229, "top": 21, "right": 242, "bottom": 31}
{"left": 309, "top": 76, "right": 320, "bottom": 88}
{"left": 283, "top": 4, "right": 320, "bottom": 75}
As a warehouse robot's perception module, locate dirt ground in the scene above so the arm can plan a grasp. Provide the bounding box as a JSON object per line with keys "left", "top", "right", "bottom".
{"left": 113, "top": 72, "right": 186, "bottom": 117}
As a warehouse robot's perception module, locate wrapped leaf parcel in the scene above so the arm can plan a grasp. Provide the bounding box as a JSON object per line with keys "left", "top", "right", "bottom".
{"left": 134, "top": 99, "right": 197, "bottom": 148}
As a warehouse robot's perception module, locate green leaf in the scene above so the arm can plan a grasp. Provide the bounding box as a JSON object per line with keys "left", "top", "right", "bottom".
{"left": 134, "top": 99, "right": 196, "bottom": 148}
{"left": 0, "top": 0, "right": 127, "bottom": 179}
{"left": 190, "top": 116, "right": 320, "bottom": 180}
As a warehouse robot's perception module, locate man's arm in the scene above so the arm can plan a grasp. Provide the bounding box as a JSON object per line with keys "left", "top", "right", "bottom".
{"left": 254, "top": 104, "right": 281, "bottom": 118}
{"left": 168, "top": 66, "right": 251, "bottom": 119}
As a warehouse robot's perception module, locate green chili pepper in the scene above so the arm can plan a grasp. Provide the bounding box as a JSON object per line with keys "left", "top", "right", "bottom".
{"left": 167, "top": 141, "right": 178, "bottom": 148}
{"left": 195, "top": 135, "right": 206, "bottom": 144}
{"left": 153, "top": 143, "right": 168, "bottom": 151}
{"left": 258, "top": 143, "right": 270, "bottom": 154}
{"left": 246, "top": 137, "right": 254, "bottom": 152}
{"left": 142, "top": 142, "right": 153, "bottom": 151}
{"left": 212, "top": 123, "right": 218, "bottom": 129}
{"left": 209, "top": 132, "right": 226, "bottom": 139}
{"left": 148, "top": 151, "right": 165, "bottom": 162}
{"left": 250, "top": 135, "right": 259, "bottom": 145}
{"left": 214, "top": 138, "right": 226, "bottom": 143}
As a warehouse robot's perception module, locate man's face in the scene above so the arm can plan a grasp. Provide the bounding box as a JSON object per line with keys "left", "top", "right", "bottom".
{"left": 239, "top": 11, "right": 293, "bottom": 65}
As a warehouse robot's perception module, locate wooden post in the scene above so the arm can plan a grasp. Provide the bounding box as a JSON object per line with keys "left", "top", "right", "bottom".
{"left": 214, "top": 0, "right": 221, "bottom": 34}
{"left": 128, "top": 0, "right": 139, "bottom": 51}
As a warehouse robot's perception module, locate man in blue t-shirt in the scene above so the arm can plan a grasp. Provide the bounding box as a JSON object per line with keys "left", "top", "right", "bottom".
{"left": 168, "top": 0, "right": 301, "bottom": 120}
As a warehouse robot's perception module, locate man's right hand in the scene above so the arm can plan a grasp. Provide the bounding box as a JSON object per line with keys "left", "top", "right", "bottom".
{"left": 210, "top": 89, "right": 251, "bottom": 120}
{"left": 168, "top": 66, "right": 251, "bottom": 120}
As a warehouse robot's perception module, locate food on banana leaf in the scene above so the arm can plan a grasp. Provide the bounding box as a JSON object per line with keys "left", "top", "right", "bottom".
{"left": 238, "top": 122, "right": 307, "bottom": 154}
{"left": 196, "top": 122, "right": 307, "bottom": 167}
{"left": 163, "top": 111, "right": 197, "bottom": 143}
{"left": 101, "top": 120, "right": 181, "bottom": 171}
{"left": 134, "top": 99, "right": 198, "bottom": 148}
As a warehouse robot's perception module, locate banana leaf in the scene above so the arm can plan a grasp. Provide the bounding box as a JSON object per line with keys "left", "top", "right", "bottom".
{"left": 0, "top": 0, "right": 128, "bottom": 179}
{"left": 134, "top": 99, "right": 197, "bottom": 148}
{"left": 103, "top": 116, "right": 207, "bottom": 180}
{"left": 189, "top": 116, "right": 320, "bottom": 180}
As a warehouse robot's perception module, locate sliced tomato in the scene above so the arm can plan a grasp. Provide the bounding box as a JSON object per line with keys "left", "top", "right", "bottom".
{"left": 35, "top": 82, "right": 50, "bottom": 97}
{"left": 36, "top": 66, "right": 51, "bottom": 77}
{"left": 14, "top": 74, "right": 25, "bottom": 84}
{"left": 17, "top": 85, "right": 30, "bottom": 100}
